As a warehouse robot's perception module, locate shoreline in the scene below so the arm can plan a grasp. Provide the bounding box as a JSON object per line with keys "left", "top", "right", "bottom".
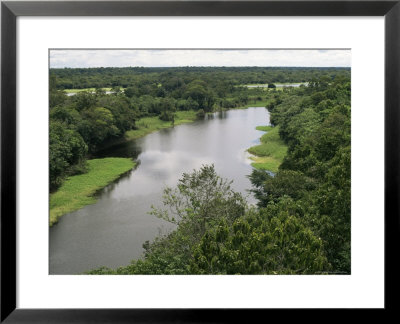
{"left": 49, "top": 158, "right": 136, "bottom": 227}
{"left": 247, "top": 125, "right": 288, "bottom": 173}
{"left": 125, "top": 102, "right": 269, "bottom": 141}
{"left": 49, "top": 104, "right": 268, "bottom": 226}
{"left": 125, "top": 110, "right": 199, "bottom": 141}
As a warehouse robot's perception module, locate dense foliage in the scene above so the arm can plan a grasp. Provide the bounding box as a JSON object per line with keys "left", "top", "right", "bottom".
{"left": 49, "top": 67, "right": 349, "bottom": 191}
{"left": 49, "top": 77, "right": 137, "bottom": 190}
{"left": 86, "top": 72, "right": 350, "bottom": 275}
{"left": 88, "top": 165, "right": 329, "bottom": 275}
{"left": 51, "top": 66, "right": 349, "bottom": 90}
{"left": 251, "top": 75, "right": 351, "bottom": 272}
{"left": 50, "top": 66, "right": 351, "bottom": 274}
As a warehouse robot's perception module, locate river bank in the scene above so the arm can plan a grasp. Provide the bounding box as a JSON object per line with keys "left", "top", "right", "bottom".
{"left": 236, "top": 99, "right": 269, "bottom": 109}
{"left": 49, "top": 105, "right": 267, "bottom": 227}
{"left": 125, "top": 110, "right": 198, "bottom": 140}
{"left": 49, "top": 158, "right": 136, "bottom": 226}
{"left": 125, "top": 101, "right": 270, "bottom": 140}
{"left": 50, "top": 111, "right": 199, "bottom": 226}
{"left": 50, "top": 107, "right": 271, "bottom": 273}
{"left": 248, "top": 125, "right": 287, "bottom": 173}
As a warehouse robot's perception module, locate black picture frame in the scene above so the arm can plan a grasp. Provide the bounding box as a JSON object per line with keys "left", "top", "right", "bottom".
{"left": 1, "top": 0, "right": 399, "bottom": 322}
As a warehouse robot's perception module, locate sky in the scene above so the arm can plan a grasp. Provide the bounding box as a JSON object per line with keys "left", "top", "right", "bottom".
{"left": 49, "top": 49, "right": 351, "bottom": 68}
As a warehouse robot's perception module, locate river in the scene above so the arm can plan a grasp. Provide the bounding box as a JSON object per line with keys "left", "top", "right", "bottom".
{"left": 49, "top": 107, "right": 270, "bottom": 274}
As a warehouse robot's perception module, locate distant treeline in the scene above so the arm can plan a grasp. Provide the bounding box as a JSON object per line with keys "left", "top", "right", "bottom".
{"left": 50, "top": 66, "right": 350, "bottom": 89}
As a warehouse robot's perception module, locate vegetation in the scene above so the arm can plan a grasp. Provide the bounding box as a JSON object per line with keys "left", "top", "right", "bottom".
{"left": 248, "top": 125, "right": 288, "bottom": 172}
{"left": 64, "top": 87, "right": 113, "bottom": 93}
{"left": 50, "top": 66, "right": 351, "bottom": 274}
{"left": 86, "top": 72, "right": 350, "bottom": 275}
{"left": 250, "top": 75, "right": 351, "bottom": 272}
{"left": 51, "top": 67, "right": 349, "bottom": 191}
{"left": 49, "top": 158, "right": 135, "bottom": 226}
{"left": 125, "top": 111, "right": 198, "bottom": 140}
{"left": 255, "top": 125, "right": 273, "bottom": 131}
{"left": 88, "top": 165, "right": 329, "bottom": 275}
{"left": 51, "top": 67, "right": 348, "bottom": 90}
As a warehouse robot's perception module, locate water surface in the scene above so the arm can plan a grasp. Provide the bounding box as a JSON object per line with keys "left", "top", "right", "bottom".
{"left": 49, "top": 107, "right": 270, "bottom": 274}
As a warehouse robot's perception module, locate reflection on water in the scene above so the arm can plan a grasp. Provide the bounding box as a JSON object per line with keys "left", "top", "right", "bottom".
{"left": 49, "top": 107, "right": 270, "bottom": 274}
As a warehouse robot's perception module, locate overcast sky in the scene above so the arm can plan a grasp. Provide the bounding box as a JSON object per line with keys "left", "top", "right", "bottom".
{"left": 50, "top": 49, "right": 351, "bottom": 68}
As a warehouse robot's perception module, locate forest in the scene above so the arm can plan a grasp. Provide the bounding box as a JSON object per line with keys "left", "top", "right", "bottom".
{"left": 49, "top": 66, "right": 351, "bottom": 274}
{"left": 49, "top": 67, "right": 349, "bottom": 188}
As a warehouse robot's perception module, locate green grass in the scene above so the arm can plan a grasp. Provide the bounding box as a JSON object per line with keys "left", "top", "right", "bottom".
{"left": 63, "top": 87, "right": 121, "bottom": 93}
{"left": 244, "top": 100, "right": 269, "bottom": 108}
{"left": 242, "top": 82, "right": 307, "bottom": 87}
{"left": 248, "top": 126, "right": 288, "bottom": 173}
{"left": 232, "top": 100, "right": 269, "bottom": 110}
{"left": 239, "top": 83, "right": 307, "bottom": 92}
{"left": 249, "top": 156, "right": 282, "bottom": 173}
{"left": 242, "top": 83, "right": 269, "bottom": 87}
{"left": 255, "top": 125, "right": 273, "bottom": 132}
{"left": 49, "top": 158, "right": 135, "bottom": 226}
{"left": 125, "top": 110, "right": 198, "bottom": 140}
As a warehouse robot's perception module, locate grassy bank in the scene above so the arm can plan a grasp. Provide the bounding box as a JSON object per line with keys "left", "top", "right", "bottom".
{"left": 63, "top": 87, "right": 124, "bottom": 93}
{"left": 126, "top": 105, "right": 271, "bottom": 141}
{"left": 64, "top": 88, "right": 111, "bottom": 93}
{"left": 238, "top": 99, "right": 270, "bottom": 109}
{"left": 248, "top": 125, "right": 287, "bottom": 173}
{"left": 125, "top": 110, "right": 198, "bottom": 140}
{"left": 50, "top": 158, "right": 135, "bottom": 226}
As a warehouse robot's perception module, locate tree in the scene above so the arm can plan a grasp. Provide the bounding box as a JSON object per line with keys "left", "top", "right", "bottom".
{"left": 124, "top": 87, "right": 137, "bottom": 98}
{"left": 49, "top": 75, "right": 67, "bottom": 109}
{"left": 249, "top": 169, "right": 316, "bottom": 206}
{"left": 73, "top": 91, "right": 97, "bottom": 111}
{"left": 78, "top": 107, "right": 119, "bottom": 149}
{"left": 49, "top": 121, "right": 87, "bottom": 190}
{"left": 183, "top": 80, "right": 215, "bottom": 111}
{"left": 89, "top": 166, "right": 249, "bottom": 274}
{"left": 111, "top": 86, "right": 121, "bottom": 95}
{"left": 190, "top": 198, "right": 330, "bottom": 274}
{"left": 150, "top": 165, "right": 248, "bottom": 240}
{"left": 95, "top": 87, "right": 106, "bottom": 96}
{"left": 50, "top": 105, "right": 80, "bottom": 125}
{"left": 308, "top": 146, "right": 351, "bottom": 272}
{"left": 196, "top": 109, "right": 205, "bottom": 118}
{"left": 98, "top": 96, "right": 137, "bottom": 133}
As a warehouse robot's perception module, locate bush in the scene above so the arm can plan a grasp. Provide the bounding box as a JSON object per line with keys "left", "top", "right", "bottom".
{"left": 159, "top": 111, "right": 175, "bottom": 122}
{"left": 196, "top": 109, "right": 205, "bottom": 118}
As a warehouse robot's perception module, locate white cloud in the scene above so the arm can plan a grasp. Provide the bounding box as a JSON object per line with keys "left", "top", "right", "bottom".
{"left": 50, "top": 49, "right": 351, "bottom": 68}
